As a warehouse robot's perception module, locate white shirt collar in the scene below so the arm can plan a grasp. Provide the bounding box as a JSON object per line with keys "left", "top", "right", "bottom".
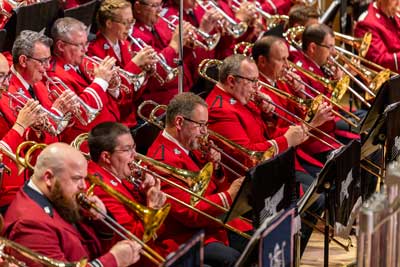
{"left": 260, "top": 72, "right": 276, "bottom": 86}
{"left": 28, "top": 179, "right": 44, "bottom": 195}
{"left": 104, "top": 35, "right": 121, "bottom": 62}
{"left": 11, "top": 65, "right": 30, "bottom": 90}
{"left": 162, "top": 129, "right": 189, "bottom": 155}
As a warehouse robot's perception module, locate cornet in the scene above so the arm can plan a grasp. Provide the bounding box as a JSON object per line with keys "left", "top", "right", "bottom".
{"left": 159, "top": 14, "right": 221, "bottom": 51}
{"left": 128, "top": 31, "right": 178, "bottom": 85}
{"left": 83, "top": 56, "right": 145, "bottom": 94}
{"left": 196, "top": 0, "right": 248, "bottom": 38}
{"left": 4, "top": 89, "right": 70, "bottom": 136}
{"left": 43, "top": 73, "right": 100, "bottom": 126}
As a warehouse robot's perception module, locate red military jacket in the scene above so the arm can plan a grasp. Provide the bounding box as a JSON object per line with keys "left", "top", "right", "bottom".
{"left": 354, "top": 2, "right": 400, "bottom": 73}
{"left": 87, "top": 161, "right": 178, "bottom": 260}
{"left": 147, "top": 132, "right": 252, "bottom": 246}
{"left": 130, "top": 19, "right": 193, "bottom": 105}
{"left": 87, "top": 32, "right": 148, "bottom": 127}
{"left": 0, "top": 67, "right": 59, "bottom": 144}
{"left": 259, "top": 0, "right": 292, "bottom": 15}
{"left": 47, "top": 56, "right": 121, "bottom": 142}
{"left": 0, "top": 128, "right": 27, "bottom": 208}
{"left": 3, "top": 183, "right": 117, "bottom": 267}
{"left": 206, "top": 85, "right": 289, "bottom": 154}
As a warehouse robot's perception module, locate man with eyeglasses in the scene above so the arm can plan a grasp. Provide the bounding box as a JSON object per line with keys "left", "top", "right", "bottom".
{"left": 147, "top": 92, "right": 251, "bottom": 267}
{"left": 49, "top": 17, "right": 129, "bottom": 143}
{"left": 88, "top": 0, "right": 159, "bottom": 127}
{"left": 205, "top": 54, "right": 308, "bottom": 165}
{"left": 131, "top": 0, "right": 198, "bottom": 106}
{"left": 87, "top": 122, "right": 172, "bottom": 266}
{"left": 0, "top": 30, "right": 76, "bottom": 144}
{"left": 354, "top": 0, "right": 400, "bottom": 74}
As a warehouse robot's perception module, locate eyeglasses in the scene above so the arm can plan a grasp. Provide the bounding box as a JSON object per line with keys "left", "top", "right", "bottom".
{"left": 112, "top": 18, "right": 135, "bottom": 27}
{"left": 316, "top": 43, "right": 335, "bottom": 51}
{"left": 27, "top": 56, "right": 51, "bottom": 66}
{"left": 113, "top": 145, "right": 136, "bottom": 154}
{"left": 60, "top": 39, "right": 89, "bottom": 50}
{"left": 232, "top": 74, "right": 258, "bottom": 84}
{"left": 139, "top": 1, "right": 163, "bottom": 8}
{"left": 182, "top": 116, "right": 208, "bottom": 129}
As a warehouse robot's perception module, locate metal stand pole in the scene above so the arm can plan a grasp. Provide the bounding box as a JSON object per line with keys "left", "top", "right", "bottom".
{"left": 177, "top": 0, "right": 184, "bottom": 94}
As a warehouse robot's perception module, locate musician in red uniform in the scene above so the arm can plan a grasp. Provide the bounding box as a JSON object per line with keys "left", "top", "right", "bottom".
{"left": 147, "top": 92, "right": 249, "bottom": 267}
{"left": 205, "top": 54, "right": 308, "bottom": 160}
{"left": 354, "top": 0, "right": 400, "bottom": 73}
{"left": 3, "top": 142, "right": 141, "bottom": 267}
{"left": 49, "top": 17, "right": 128, "bottom": 143}
{"left": 88, "top": 0, "right": 158, "bottom": 126}
{"left": 87, "top": 122, "right": 176, "bottom": 264}
{"left": 130, "top": 0, "right": 195, "bottom": 105}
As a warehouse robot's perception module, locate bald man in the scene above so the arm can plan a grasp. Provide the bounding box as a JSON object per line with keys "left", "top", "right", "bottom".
{"left": 3, "top": 143, "right": 141, "bottom": 267}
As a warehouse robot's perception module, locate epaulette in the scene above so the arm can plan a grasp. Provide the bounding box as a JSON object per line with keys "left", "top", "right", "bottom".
{"left": 357, "top": 10, "right": 369, "bottom": 22}
{"left": 210, "top": 95, "right": 223, "bottom": 108}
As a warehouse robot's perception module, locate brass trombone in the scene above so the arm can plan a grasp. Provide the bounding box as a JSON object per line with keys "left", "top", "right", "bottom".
{"left": 159, "top": 14, "right": 221, "bottom": 51}
{"left": 128, "top": 32, "right": 178, "bottom": 85}
{"left": 86, "top": 173, "right": 171, "bottom": 244}
{"left": 0, "top": 145, "right": 26, "bottom": 175}
{"left": 0, "top": 236, "right": 87, "bottom": 266}
{"left": 334, "top": 31, "right": 372, "bottom": 57}
{"left": 76, "top": 192, "right": 165, "bottom": 265}
{"left": 196, "top": 0, "right": 248, "bottom": 38}
{"left": 43, "top": 73, "right": 100, "bottom": 126}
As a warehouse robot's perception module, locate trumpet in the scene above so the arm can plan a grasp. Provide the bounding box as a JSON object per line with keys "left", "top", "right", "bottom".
{"left": 83, "top": 56, "right": 145, "bottom": 94}
{"left": 231, "top": 0, "right": 289, "bottom": 30}
{"left": 4, "top": 90, "right": 70, "bottom": 136}
{"left": 76, "top": 192, "right": 165, "bottom": 265}
{"left": 159, "top": 14, "right": 221, "bottom": 51}
{"left": 196, "top": 0, "right": 248, "bottom": 38}
{"left": 43, "top": 73, "right": 100, "bottom": 126}
{"left": 128, "top": 32, "right": 178, "bottom": 85}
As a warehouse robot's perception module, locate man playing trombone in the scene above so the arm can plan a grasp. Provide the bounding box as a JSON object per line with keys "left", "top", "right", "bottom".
{"left": 147, "top": 92, "right": 250, "bottom": 267}
{"left": 87, "top": 122, "right": 172, "bottom": 265}
{"left": 2, "top": 143, "right": 142, "bottom": 267}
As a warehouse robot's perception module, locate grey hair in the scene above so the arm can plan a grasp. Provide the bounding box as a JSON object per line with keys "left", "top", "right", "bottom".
{"left": 12, "top": 30, "right": 53, "bottom": 64}
{"left": 51, "top": 17, "right": 87, "bottom": 42}
{"left": 219, "top": 54, "right": 255, "bottom": 83}
{"left": 165, "top": 92, "right": 207, "bottom": 127}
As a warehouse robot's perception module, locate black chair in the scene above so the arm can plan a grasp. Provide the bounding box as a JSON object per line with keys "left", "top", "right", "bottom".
{"left": 4, "top": 0, "right": 61, "bottom": 50}
{"left": 63, "top": 0, "right": 99, "bottom": 29}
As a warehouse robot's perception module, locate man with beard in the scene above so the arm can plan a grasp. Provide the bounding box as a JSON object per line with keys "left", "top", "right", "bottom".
{"left": 2, "top": 143, "right": 142, "bottom": 267}
{"left": 147, "top": 92, "right": 250, "bottom": 267}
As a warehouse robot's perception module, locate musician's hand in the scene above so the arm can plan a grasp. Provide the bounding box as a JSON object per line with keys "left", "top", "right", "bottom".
{"left": 86, "top": 195, "right": 107, "bottom": 220}
{"left": 200, "top": 9, "right": 220, "bottom": 33}
{"left": 283, "top": 71, "right": 305, "bottom": 94}
{"left": 256, "top": 94, "right": 275, "bottom": 114}
{"left": 52, "top": 90, "right": 78, "bottom": 115}
{"left": 146, "top": 178, "right": 167, "bottom": 209}
{"left": 309, "top": 102, "right": 334, "bottom": 128}
{"left": 284, "top": 124, "right": 309, "bottom": 147}
{"left": 235, "top": 2, "right": 257, "bottom": 24}
{"left": 94, "top": 56, "right": 116, "bottom": 82}
{"left": 227, "top": 176, "right": 245, "bottom": 199}
{"left": 132, "top": 46, "right": 157, "bottom": 70}
{"left": 182, "top": 22, "right": 196, "bottom": 48}
{"left": 110, "top": 240, "right": 142, "bottom": 267}
{"left": 139, "top": 172, "right": 156, "bottom": 192}
{"left": 15, "top": 99, "right": 42, "bottom": 130}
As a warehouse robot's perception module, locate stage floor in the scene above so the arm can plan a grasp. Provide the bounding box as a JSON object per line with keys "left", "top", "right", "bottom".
{"left": 301, "top": 229, "right": 357, "bottom": 266}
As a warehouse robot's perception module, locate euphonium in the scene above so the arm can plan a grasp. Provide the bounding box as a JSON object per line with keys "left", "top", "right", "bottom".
{"left": 70, "top": 132, "right": 90, "bottom": 160}
{"left": 4, "top": 89, "right": 70, "bottom": 136}
{"left": 43, "top": 73, "right": 100, "bottom": 126}
{"left": 86, "top": 173, "right": 170, "bottom": 243}
{"left": 196, "top": 0, "right": 248, "bottom": 38}
{"left": 128, "top": 32, "right": 178, "bottom": 85}
{"left": 0, "top": 145, "right": 25, "bottom": 175}
{"left": 15, "top": 141, "right": 46, "bottom": 172}
{"left": 159, "top": 14, "right": 221, "bottom": 51}
{"left": 0, "top": 236, "right": 87, "bottom": 267}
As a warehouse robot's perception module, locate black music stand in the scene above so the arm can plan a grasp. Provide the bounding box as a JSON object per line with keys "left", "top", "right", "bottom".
{"left": 223, "top": 148, "right": 297, "bottom": 228}
{"left": 4, "top": 0, "right": 61, "bottom": 50}
{"left": 304, "top": 140, "right": 360, "bottom": 267}
{"left": 63, "top": 0, "right": 100, "bottom": 33}
{"left": 163, "top": 231, "right": 205, "bottom": 267}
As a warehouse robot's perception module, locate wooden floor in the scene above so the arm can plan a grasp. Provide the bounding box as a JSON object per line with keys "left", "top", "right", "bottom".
{"left": 300, "top": 230, "right": 357, "bottom": 266}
